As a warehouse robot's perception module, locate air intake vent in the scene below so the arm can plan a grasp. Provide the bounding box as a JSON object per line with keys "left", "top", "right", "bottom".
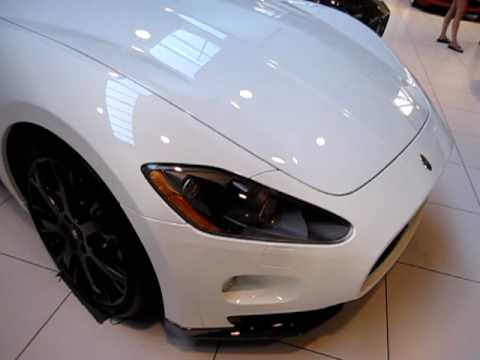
{"left": 369, "top": 225, "right": 408, "bottom": 275}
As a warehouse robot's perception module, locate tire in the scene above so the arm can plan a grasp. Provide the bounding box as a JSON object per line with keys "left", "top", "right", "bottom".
{"left": 20, "top": 135, "right": 161, "bottom": 322}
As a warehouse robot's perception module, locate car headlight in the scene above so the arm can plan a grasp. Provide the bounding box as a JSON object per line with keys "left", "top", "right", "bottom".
{"left": 142, "top": 164, "right": 352, "bottom": 244}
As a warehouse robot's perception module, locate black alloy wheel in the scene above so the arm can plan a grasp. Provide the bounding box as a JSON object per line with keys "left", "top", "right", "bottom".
{"left": 27, "top": 158, "right": 129, "bottom": 307}
{"left": 20, "top": 138, "right": 161, "bottom": 322}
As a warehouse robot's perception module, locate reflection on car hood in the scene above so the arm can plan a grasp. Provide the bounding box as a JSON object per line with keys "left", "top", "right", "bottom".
{"left": 1, "top": 0, "right": 430, "bottom": 195}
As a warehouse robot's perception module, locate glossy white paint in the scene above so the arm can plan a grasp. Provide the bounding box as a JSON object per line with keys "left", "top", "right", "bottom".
{"left": 2, "top": 0, "right": 432, "bottom": 194}
{"left": 0, "top": 0, "right": 452, "bottom": 329}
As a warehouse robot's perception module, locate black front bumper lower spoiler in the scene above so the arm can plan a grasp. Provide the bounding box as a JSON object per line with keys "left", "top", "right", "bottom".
{"left": 165, "top": 304, "right": 343, "bottom": 340}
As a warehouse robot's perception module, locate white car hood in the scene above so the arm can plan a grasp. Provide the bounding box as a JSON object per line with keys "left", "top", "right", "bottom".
{"left": 1, "top": 0, "right": 430, "bottom": 195}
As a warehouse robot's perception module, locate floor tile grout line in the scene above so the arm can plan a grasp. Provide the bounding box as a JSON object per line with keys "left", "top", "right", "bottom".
{"left": 447, "top": 136, "right": 480, "bottom": 206}
{"left": 385, "top": 277, "right": 390, "bottom": 360}
{"left": 450, "top": 143, "right": 480, "bottom": 209}
{"left": 402, "top": 18, "right": 480, "bottom": 210}
{"left": 421, "top": 84, "right": 480, "bottom": 211}
{"left": 398, "top": 261, "right": 480, "bottom": 285}
{"left": 443, "top": 161, "right": 473, "bottom": 170}
{"left": 427, "top": 200, "right": 480, "bottom": 216}
{"left": 212, "top": 341, "right": 221, "bottom": 360}
{"left": 279, "top": 340, "right": 344, "bottom": 360}
{"left": 15, "top": 292, "right": 72, "bottom": 360}
{"left": 463, "top": 164, "right": 480, "bottom": 172}
{"left": 0, "top": 250, "right": 57, "bottom": 273}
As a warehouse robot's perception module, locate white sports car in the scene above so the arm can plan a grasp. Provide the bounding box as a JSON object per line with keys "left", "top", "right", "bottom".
{"left": 0, "top": 0, "right": 452, "bottom": 338}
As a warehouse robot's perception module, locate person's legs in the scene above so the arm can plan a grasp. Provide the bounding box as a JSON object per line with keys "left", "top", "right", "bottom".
{"left": 438, "top": 0, "right": 457, "bottom": 41}
{"left": 450, "top": 0, "right": 468, "bottom": 49}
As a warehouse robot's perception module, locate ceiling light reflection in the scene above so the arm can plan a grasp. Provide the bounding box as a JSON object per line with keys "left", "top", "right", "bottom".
{"left": 135, "top": 29, "right": 151, "bottom": 40}
{"left": 131, "top": 45, "right": 145, "bottom": 53}
{"left": 105, "top": 76, "right": 150, "bottom": 145}
{"left": 240, "top": 90, "right": 253, "bottom": 99}
{"left": 393, "top": 89, "right": 414, "bottom": 116}
{"left": 266, "top": 59, "right": 279, "bottom": 69}
{"left": 316, "top": 137, "right": 326, "bottom": 146}
{"left": 150, "top": 29, "right": 220, "bottom": 79}
{"left": 272, "top": 156, "right": 285, "bottom": 165}
{"left": 342, "top": 109, "right": 352, "bottom": 118}
{"left": 404, "top": 68, "right": 417, "bottom": 88}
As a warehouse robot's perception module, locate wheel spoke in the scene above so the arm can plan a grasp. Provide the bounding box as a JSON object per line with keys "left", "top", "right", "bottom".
{"left": 98, "top": 233, "right": 121, "bottom": 257}
{"left": 38, "top": 217, "right": 61, "bottom": 235}
{"left": 110, "top": 277, "right": 127, "bottom": 294}
{"left": 88, "top": 202, "right": 109, "bottom": 224}
{"left": 89, "top": 253, "right": 127, "bottom": 288}
{"left": 30, "top": 203, "right": 53, "bottom": 220}
{"left": 79, "top": 220, "right": 100, "bottom": 240}
{"left": 80, "top": 258, "right": 102, "bottom": 294}
{"left": 28, "top": 173, "right": 60, "bottom": 217}
{"left": 59, "top": 247, "right": 74, "bottom": 269}
{"left": 47, "top": 161, "right": 75, "bottom": 216}
{"left": 72, "top": 261, "right": 80, "bottom": 285}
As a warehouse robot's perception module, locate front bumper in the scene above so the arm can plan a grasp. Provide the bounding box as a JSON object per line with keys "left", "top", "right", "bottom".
{"left": 124, "top": 108, "right": 452, "bottom": 333}
{"left": 164, "top": 203, "right": 424, "bottom": 339}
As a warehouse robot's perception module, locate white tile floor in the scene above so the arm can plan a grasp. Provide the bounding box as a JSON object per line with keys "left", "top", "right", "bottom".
{"left": 1, "top": 1, "right": 480, "bottom": 359}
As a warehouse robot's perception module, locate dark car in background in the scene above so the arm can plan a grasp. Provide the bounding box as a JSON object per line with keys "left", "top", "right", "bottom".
{"left": 308, "top": 0, "right": 391, "bottom": 36}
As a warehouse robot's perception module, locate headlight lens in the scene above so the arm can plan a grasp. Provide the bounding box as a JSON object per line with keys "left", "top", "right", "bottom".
{"left": 142, "top": 164, "right": 352, "bottom": 244}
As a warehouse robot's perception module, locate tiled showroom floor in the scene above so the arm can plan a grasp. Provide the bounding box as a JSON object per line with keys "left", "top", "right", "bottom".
{"left": 1, "top": 1, "right": 480, "bottom": 359}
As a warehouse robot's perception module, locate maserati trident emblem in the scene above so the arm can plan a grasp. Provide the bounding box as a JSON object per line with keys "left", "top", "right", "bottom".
{"left": 420, "top": 154, "right": 432, "bottom": 171}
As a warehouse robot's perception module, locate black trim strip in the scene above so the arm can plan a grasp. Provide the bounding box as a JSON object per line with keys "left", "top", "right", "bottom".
{"left": 165, "top": 304, "right": 343, "bottom": 340}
